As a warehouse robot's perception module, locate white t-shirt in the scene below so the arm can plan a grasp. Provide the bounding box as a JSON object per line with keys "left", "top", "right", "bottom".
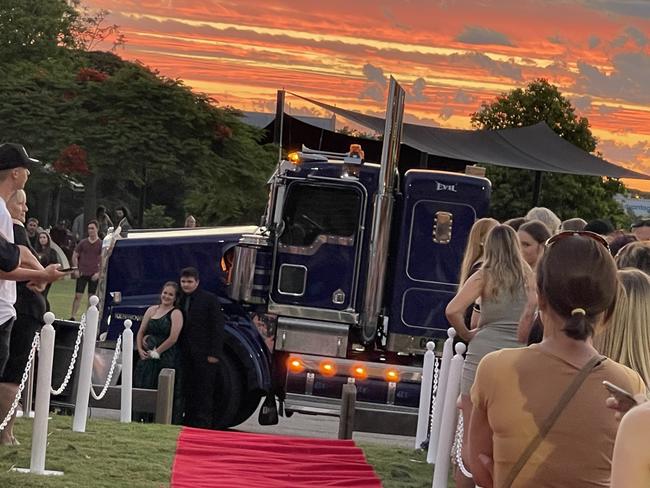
{"left": 0, "top": 198, "right": 16, "bottom": 324}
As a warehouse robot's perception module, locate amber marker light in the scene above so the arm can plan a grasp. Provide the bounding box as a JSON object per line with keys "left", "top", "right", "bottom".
{"left": 287, "top": 152, "right": 302, "bottom": 165}
{"left": 319, "top": 360, "right": 337, "bottom": 377}
{"left": 287, "top": 357, "right": 305, "bottom": 374}
{"left": 351, "top": 364, "right": 368, "bottom": 380}
{"left": 384, "top": 369, "right": 400, "bottom": 382}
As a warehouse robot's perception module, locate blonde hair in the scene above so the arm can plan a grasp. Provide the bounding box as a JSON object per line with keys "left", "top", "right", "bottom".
{"left": 481, "top": 224, "right": 530, "bottom": 299}
{"left": 596, "top": 268, "right": 650, "bottom": 386}
{"left": 525, "top": 207, "right": 561, "bottom": 234}
{"left": 7, "top": 189, "right": 27, "bottom": 220}
{"left": 459, "top": 217, "right": 499, "bottom": 285}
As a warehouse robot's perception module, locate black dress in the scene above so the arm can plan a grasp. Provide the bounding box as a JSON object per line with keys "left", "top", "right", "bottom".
{"left": 1, "top": 224, "right": 46, "bottom": 384}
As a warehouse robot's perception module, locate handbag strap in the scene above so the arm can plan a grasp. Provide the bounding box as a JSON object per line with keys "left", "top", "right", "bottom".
{"left": 501, "top": 354, "right": 606, "bottom": 488}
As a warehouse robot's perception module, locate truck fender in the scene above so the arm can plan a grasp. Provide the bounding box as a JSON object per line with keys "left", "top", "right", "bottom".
{"left": 223, "top": 316, "right": 272, "bottom": 394}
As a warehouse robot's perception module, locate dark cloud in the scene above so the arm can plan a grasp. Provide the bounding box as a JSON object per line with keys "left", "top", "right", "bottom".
{"left": 573, "top": 52, "right": 650, "bottom": 104}
{"left": 624, "top": 26, "right": 648, "bottom": 47}
{"left": 439, "top": 107, "right": 454, "bottom": 120}
{"left": 599, "top": 140, "right": 650, "bottom": 171}
{"left": 362, "top": 63, "right": 387, "bottom": 85}
{"left": 588, "top": 36, "right": 601, "bottom": 49}
{"left": 455, "top": 26, "right": 514, "bottom": 47}
{"left": 382, "top": 7, "right": 411, "bottom": 32}
{"left": 409, "top": 77, "right": 428, "bottom": 102}
{"left": 548, "top": 35, "right": 566, "bottom": 45}
{"left": 453, "top": 89, "right": 473, "bottom": 104}
{"left": 571, "top": 95, "right": 592, "bottom": 111}
{"left": 359, "top": 84, "right": 385, "bottom": 102}
{"left": 359, "top": 63, "right": 387, "bottom": 101}
{"left": 584, "top": 0, "right": 650, "bottom": 18}
{"left": 449, "top": 52, "right": 522, "bottom": 80}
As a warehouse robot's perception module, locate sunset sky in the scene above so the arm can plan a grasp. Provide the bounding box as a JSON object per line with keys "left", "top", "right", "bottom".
{"left": 87, "top": 0, "right": 650, "bottom": 190}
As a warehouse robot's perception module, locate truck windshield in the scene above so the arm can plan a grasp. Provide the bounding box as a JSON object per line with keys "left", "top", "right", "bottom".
{"left": 279, "top": 184, "right": 361, "bottom": 247}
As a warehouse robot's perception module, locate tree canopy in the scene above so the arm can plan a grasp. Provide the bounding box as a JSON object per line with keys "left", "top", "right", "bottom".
{"left": 0, "top": 0, "right": 276, "bottom": 228}
{"left": 471, "top": 79, "right": 627, "bottom": 226}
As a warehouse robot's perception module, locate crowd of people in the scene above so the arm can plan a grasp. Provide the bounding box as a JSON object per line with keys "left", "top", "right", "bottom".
{"left": 0, "top": 143, "right": 217, "bottom": 443}
{"left": 2, "top": 140, "right": 650, "bottom": 485}
{"left": 447, "top": 206, "right": 650, "bottom": 487}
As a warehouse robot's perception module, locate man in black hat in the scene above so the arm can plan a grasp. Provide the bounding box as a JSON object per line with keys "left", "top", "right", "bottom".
{"left": 0, "top": 143, "right": 66, "bottom": 375}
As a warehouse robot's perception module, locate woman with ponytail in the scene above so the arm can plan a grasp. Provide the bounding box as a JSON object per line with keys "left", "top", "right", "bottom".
{"left": 468, "top": 232, "right": 646, "bottom": 488}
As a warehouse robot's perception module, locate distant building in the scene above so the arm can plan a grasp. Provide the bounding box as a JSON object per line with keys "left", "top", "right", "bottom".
{"left": 241, "top": 112, "right": 336, "bottom": 131}
{"left": 615, "top": 194, "right": 650, "bottom": 217}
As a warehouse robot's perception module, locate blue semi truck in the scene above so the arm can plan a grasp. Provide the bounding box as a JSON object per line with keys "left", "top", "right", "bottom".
{"left": 96, "top": 80, "right": 491, "bottom": 429}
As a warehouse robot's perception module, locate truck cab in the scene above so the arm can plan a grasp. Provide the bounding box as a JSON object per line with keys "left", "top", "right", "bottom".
{"left": 97, "top": 79, "right": 491, "bottom": 429}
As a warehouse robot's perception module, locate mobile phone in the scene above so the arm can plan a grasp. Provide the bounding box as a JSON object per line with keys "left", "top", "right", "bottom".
{"left": 58, "top": 267, "right": 78, "bottom": 273}
{"left": 603, "top": 380, "right": 637, "bottom": 409}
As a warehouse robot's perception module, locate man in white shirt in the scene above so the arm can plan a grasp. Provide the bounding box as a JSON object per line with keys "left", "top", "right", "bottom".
{"left": 0, "top": 143, "right": 65, "bottom": 375}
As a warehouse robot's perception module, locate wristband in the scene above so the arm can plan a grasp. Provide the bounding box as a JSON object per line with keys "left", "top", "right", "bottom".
{"left": 149, "top": 349, "right": 160, "bottom": 359}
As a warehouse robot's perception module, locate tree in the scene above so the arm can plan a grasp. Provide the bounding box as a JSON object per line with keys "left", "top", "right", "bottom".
{"left": 0, "top": 49, "right": 276, "bottom": 229}
{"left": 0, "top": 0, "right": 78, "bottom": 63}
{"left": 471, "top": 79, "right": 627, "bottom": 226}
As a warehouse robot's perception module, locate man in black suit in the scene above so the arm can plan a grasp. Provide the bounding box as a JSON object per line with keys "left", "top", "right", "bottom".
{"left": 178, "top": 267, "right": 225, "bottom": 428}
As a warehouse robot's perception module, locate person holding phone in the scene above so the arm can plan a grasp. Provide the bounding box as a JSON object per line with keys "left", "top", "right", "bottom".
{"left": 604, "top": 385, "right": 650, "bottom": 487}
{"left": 469, "top": 232, "right": 646, "bottom": 488}
{"left": 0, "top": 190, "right": 47, "bottom": 445}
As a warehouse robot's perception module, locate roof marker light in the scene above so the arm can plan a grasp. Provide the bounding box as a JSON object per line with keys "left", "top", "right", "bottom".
{"left": 287, "top": 152, "right": 302, "bottom": 165}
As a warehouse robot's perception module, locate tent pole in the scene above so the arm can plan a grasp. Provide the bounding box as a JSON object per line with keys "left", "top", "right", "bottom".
{"left": 532, "top": 171, "right": 543, "bottom": 207}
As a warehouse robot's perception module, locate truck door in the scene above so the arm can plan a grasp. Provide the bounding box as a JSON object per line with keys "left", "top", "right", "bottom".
{"left": 271, "top": 181, "right": 365, "bottom": 311}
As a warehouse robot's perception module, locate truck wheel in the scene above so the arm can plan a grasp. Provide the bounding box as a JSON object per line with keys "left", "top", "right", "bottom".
{"left": 212, "top": 353, "right": 243, "bottom": 429}
{"left": 231, "top": 391, "right": 263, "bottom": 427}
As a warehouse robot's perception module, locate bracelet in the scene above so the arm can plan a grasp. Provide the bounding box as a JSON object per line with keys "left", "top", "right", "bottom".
{"left": 472, "top": 305, "right": 481, "bottom": 313}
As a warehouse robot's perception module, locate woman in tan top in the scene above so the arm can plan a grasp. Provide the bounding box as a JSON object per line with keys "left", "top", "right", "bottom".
{"left": 469, "top": 232, "right": 646, "bottom": 488}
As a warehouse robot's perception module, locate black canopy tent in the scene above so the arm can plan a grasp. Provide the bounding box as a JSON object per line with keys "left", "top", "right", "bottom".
{"left": 256, "top": 91, "right": 650, "bottom": 205}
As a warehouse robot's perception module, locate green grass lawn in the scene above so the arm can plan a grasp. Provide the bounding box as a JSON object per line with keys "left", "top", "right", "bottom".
{"left": 0, "top": 416, "right": 447, "bottom": 487}
{"left": 47, "top": 278, "right": 79, "bottom": 320}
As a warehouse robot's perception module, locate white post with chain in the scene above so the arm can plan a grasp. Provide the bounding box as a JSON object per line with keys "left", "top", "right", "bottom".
{"left": 432, "top": 342, "right": 466, "bottom": 488}
{"left": 427, "top": 327, "right": 455, "bottom": 463}
{"left": 14, "top": 313, "right": 63, "bottom": 476}
{"left": 73, "top": 296, "right": 99, "bottom": 433}
{"left": 120, "top": 320, "right": 133, "bottom": 423}
{"left": 415, "top": 341, "right": 436, "bottom": 449}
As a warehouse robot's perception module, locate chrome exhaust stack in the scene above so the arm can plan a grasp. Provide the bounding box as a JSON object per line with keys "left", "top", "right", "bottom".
{"left": 359, "top": 77, "right": 405, "bottom": 344}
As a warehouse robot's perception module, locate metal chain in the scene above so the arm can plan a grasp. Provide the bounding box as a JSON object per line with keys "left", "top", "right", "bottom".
{"left": 429, "top": 356, "right": 440, "bottom": 432}
{"left": 0, "top": 333, "right": 39, "bottom": 433}
{"left": 50, "top": 314, "right": 86, "bottom": 396}
{"left": 453, "top": 411, "right": 473, "bottom": 478}
{"left": 90, "top": 336, "right": 122, "bottom": 400}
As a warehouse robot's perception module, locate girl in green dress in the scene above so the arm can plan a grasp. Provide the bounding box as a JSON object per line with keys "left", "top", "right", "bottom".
{"left": 134, "top": 281, "right": 184, "bottom": 423}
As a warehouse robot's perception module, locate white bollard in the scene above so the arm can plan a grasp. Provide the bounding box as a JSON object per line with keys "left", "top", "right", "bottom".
{"left": 415, "top": 341, "right": 436, "bottom": 449}
{"left": 427, "top": 327, "right": 456, "bottom": 463}
{"left": 120, "top": 320, "right": 133, "bottom": 423}
{"left": 432, "top": 342, "right": 466, "bottom": 488}
{"left": 14, "top": 313, "right": 63, "bottom": 476}
{"left": 73, "top": 296, "right": 99, "bottom": 433}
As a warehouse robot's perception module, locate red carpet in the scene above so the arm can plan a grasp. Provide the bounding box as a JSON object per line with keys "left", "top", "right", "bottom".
{"left": 170, "top": 428, "right": 383, "bottom": 487}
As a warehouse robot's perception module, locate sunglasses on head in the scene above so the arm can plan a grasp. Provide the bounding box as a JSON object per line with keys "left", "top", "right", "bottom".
{"left": 545, "top": 230, "right": 610, "bottom": 251}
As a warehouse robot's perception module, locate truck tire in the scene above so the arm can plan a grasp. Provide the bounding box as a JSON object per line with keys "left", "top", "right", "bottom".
{"left": 231, "top": 390, "right": 263, "bottom": 427}
{"left": 212, "top": 353, "right": 244, "bottom": 429}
